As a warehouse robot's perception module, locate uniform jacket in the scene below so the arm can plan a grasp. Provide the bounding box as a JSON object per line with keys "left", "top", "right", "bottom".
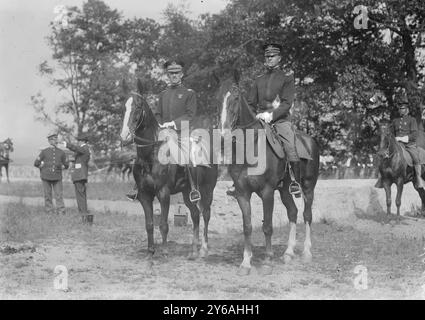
{"left": 34, "top": 146, "right": 69, "bottom": 181}
{"left": 66, "top": 142, "right": 90, "bottom": 182}
{"left": 392, "top": 115, "right": 418, "bottom": 146}
{"left": 154, "top": 84, "right": 197, "bottom": 130}
{"left": 247, "top": 68, "right": 295, "bottom": 123}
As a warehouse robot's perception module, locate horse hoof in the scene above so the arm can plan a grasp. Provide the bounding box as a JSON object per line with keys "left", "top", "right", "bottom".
{"left": 199, "top": 249, "right": 208, "bottom": 258}
{"left": 188, "top": 252, "right": 198, "bottom": 260}
{"left": 238, "top": 266, "right": 251, "bottom": 276}
{"left": 282, "top": 253, "right": 293, "bottom": 264}
{"left": 260, "top": 264, "right": 273, "bottom": 275}
{"left": 302, "top": 252, "right": 312, "bottom": 263}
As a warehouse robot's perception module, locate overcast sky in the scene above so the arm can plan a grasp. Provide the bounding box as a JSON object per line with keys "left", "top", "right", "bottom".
{"left": 0, "top": 0, "right": 226, "bottom": 163}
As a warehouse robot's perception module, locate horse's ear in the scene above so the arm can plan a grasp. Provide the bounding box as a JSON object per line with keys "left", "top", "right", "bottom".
{"left": 232, "top": 68, "right": 240, "bottom": 85}
{"left": 137, "top": 78, "right": 144, "bottom": 95}
{"left": 122, "top": 79, "right": 129, "bottom": 95}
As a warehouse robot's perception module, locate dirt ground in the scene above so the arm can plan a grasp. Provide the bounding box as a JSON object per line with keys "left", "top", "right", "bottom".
{"left": 0, "top": 179, "right": 425, "bottom": 299}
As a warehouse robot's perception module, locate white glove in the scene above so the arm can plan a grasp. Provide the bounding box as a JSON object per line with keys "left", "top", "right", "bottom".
{"left": 160, "top": 121, "right": 177, "bottom": 130}
{"left": 396, "top": 136, "right": 408, "bottom": 143}
{"left": 256, "top": 112, "right": 273, "bottom": 123}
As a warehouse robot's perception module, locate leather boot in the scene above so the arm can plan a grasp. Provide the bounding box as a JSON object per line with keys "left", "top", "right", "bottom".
{"left": 414, "top": 165, "right": 425, "bottom": 189}
{"left": 374, "top": 173, "right": 384, "bottom": 188}
{"left": 289, "top": 161, "right": 302, "bottom": 198}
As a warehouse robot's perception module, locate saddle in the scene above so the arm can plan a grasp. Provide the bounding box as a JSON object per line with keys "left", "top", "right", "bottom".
{"left": 263, "top": 122, "right": 313, "bottom": 160}
{"left": 398, "top": 143, "right": 425, "bottom": 166}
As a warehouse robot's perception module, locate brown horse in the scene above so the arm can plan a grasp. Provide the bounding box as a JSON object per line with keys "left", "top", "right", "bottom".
{"left": 120, "top": 80, "right": 218, "bottom": 261}
{"left": 0, "top": 138, "right": 13, "bottom": 183}
{"left": 376, "top": 122, "right": 425, "bottom": 216}
{"left": 217, "top": 72, "right": 320, "bottom": 275}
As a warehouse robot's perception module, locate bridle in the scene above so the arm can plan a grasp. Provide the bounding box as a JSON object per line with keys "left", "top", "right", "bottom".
{"left": 379, "top": 126, "right": 395, "bottom": 159}
{"left": 225, "top": 85, "right": 258, "bottom": 131}
{"left": 126, "top": 93, "right": 161, "bottom": 149}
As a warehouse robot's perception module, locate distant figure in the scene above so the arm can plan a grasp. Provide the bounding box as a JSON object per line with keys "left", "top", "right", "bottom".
{"left": 0, "top": 137, "right": 14, "bottom": 183}
{"left": 62, "top": 132, "right": 92, "bottom": 224}
{"left": 34, "top": 132, "right": 69, "bottom": 214}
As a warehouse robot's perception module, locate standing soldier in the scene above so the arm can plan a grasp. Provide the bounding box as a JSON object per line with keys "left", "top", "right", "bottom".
{"left": 62, "top": 132, "right": 92, "bottom": 224}
{"left": 226, "top": 41, "right": 301, "bottom": 197}
{"left": 125, "top": 59, "right": 197, "bottom": 201}
{"left": 34, "top": 132, "right": 69, "bottom": 214}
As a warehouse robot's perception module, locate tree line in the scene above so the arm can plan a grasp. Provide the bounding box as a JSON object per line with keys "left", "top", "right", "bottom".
{"left": 31, "top": 0, "right": 425, "bottom": 159}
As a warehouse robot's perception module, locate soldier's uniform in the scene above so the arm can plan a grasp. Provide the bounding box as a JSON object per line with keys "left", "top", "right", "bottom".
{"left": 64, "top": 132, "right": 91, "bottom": 223}
{"left": 126, "top": 60, "right": 197, "bottom": 200}
{"left": 34, "top": 132, "right": 69, "bottom": 214}
{"left": 393, "top": 110, "right": 425, "bottom": 187}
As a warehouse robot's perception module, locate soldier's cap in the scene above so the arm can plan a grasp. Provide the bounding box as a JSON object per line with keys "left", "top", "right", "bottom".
{"left": 47, "top": 131, "right": 58, "bottom": 139}
{"left": 263, "top": 41, "right": 282, "bottom": 56}
{"left": 397, "top": 95, "right": 409, "bottom": 106}
{"left": 163, "top": 60, "right": 184, "bottom": 73}
{"left": 77, "top": 132, "right": 90, "bottom": 141}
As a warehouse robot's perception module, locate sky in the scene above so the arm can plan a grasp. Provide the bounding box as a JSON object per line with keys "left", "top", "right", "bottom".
{"left": 0, "top": 0, "right": 227, "bottom": 164}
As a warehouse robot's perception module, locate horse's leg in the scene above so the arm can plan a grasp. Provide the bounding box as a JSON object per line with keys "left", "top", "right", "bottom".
{"left": 260, "top": 185, "right": 274, "bottom": 269}
{"left": 236, "top": 191, "right": 253, "bottom": 275}
{"left": 198, "top": 185, "right": 213, "bottom": 258}
{"left": 301, "top": 178, "right": 315, "bottom": 263}
{"left": 183, "top": 189, "right": 201, "bottom": 260}
{"left": 279, "top": 181, "right": 298, "bottom": 263}
{"left": 395, "top": 178, "right": 404, "bottom": 219}
{"left": 383, "top": 181, "right": 392, "bottom": 215}
{"left": 138, "top": 192, "right": 155, "bottom": 258}
{"left": 157, "top": 186, "right": 171, "bottom": 255}
{"left": 6, "top": 164, "right": 9, "bottom": 183}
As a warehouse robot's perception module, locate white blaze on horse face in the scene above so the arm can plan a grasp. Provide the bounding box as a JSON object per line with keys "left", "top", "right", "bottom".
{"left": 120, "top": 97, "right": 133, "bottom": 141}
{"left": 220, "top": 91, "right": 231, "bottom": 134}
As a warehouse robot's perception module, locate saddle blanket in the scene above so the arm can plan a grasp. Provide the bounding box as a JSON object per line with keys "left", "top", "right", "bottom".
{"left": 264, "top": 123, "right": 313, "bottom": 160}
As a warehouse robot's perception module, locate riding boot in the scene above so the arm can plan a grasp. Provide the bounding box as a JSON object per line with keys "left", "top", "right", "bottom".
{"left": 414, "top": 165, "right": 425, "bottom": 189}
{"left": 289, "top": 161, "right": 302, "bottom": 198}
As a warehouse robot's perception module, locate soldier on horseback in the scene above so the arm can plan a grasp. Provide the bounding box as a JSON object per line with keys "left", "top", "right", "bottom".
{"left": 375, "top": 95, "right": 425, "bottom": 189}
{"left": 227, "top": 41, "right": 301, "bottom": 197}
{"left": 126, "top": 60, "right": 197, "bottom": 200}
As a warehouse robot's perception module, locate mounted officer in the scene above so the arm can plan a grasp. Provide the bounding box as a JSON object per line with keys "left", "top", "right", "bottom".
{"left": 375, "top": 95, "right": 425, "bottom": 189}
{"left": 126, "top": 60, "right": 197, "bottom": 201}
{"left": 226, "top": 41, "right": 302, "bottom": 197}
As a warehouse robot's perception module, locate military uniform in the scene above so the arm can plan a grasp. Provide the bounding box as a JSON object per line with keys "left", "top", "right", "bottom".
{"left": 247, "top": 68, "right": 298, "bottom": 161}
{"left": 34, "top": 134, "right": 69, "bottom": 214}
{"left": 155, "top": 85, "right": 197, "bottom": 130}
{"left": 64, "top": 133, "right": 91, "bottom": 220}
{"left": 392, "top": 115, "right": 420, "bottom": 163}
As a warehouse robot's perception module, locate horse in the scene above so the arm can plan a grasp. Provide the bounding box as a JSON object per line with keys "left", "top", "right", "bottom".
{"left": 376, "top": 121, "right": 425, "bottom": 216}
{"left": 120, "top": 80, "right": 218, "bottom": 261}
{"left": 106, "top": 150, "right": 135, "bottom": 181}
{"left": 0, "top": 138, "right": 14, "bottom": 183}
{"left": 217, "top": 71, "right": 320, "bottom": 274}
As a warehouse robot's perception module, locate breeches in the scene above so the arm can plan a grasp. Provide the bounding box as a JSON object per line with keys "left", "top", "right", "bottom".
{"left": 42, "top": 179, "right": 65, "bottom": 213}
{"left": 74, "top": 180, "right": 88, "bottom": 214}
{"left": 405, "top": 145, "right": 420, "bottom": 164}
{"left": 273, "top": 121, "right": 299, "bottom": 162}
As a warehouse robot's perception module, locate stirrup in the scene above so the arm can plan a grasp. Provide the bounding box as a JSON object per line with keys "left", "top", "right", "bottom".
{"left": 189, "top": 189, "right": 201, "bottom": 202}
{"left": 289, "top": 181, "right": 302, "bottom": 198}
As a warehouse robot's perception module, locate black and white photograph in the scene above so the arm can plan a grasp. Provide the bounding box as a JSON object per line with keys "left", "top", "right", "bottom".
{"left": 1, "top": 0, "right": 425, "bottom": 302}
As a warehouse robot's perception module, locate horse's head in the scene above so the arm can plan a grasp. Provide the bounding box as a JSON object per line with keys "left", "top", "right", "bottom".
{"left": 3, "top": 138, "right": 13, "bottom": 152}
{"left": 217, "top": 69, "right": 242, "bottom": 134}
{"left": 377, "top": 121, "right": 393, "bottom": 159}
{"left": 120, "top": 79, "right": 157, "bottom": 145}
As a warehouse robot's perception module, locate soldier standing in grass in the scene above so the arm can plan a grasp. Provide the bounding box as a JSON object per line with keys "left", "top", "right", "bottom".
{"left": 34, "top": 132, "right": 69, "bottom": 214}
{"left": 62, "top": 132, "right": 92, "bottom": 224}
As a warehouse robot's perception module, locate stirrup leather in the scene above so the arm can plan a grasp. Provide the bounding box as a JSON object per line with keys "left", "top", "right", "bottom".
{"left": 287, "top": 162, "right": 302, "bottom": 197}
